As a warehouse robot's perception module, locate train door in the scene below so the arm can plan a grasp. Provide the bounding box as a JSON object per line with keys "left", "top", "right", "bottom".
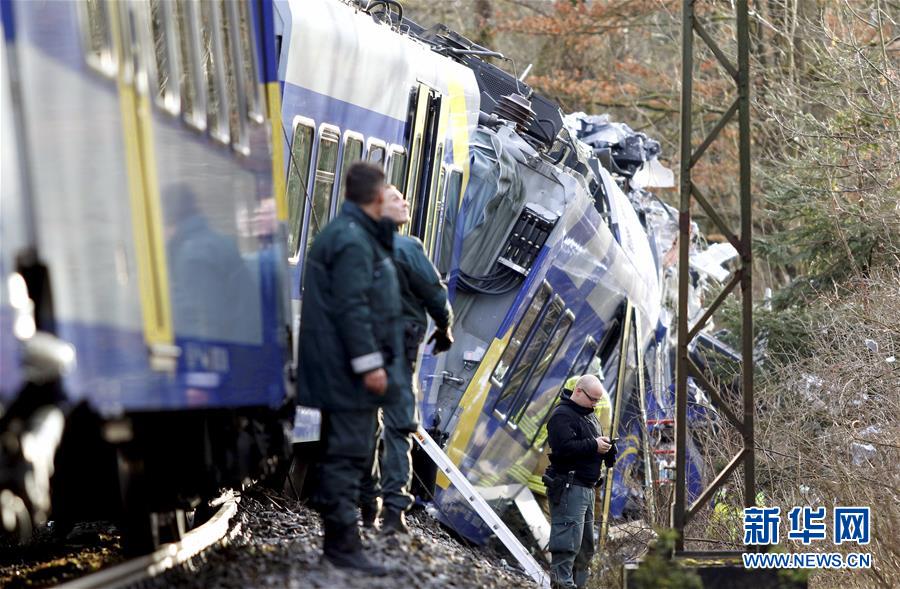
{"left": 142, "top": 0, "right": 283, "bottom": 365}
{"left": 414, "top": 89, "right": 444, "bottom": 240}
{"left": 597, "top": 301, "right": 655, "bottom": 544}
{"left": 403, "top": 82, "right": 447, "bottom": 241}
{"left": 402, "top": 84, "right": 429, "bottom": 235}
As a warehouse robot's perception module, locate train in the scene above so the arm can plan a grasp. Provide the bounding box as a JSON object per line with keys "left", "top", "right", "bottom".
{"left": 1, "top": 0, "right": 293, "bottom": 552}
{"left": 276, "top": 0, "right": 726, "bottom": 550}
{"left": 0, "top": 0, "right": 731, "bottom": 559}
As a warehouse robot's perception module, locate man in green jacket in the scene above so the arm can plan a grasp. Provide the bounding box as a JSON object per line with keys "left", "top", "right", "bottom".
{"left": 359, "top": 186, "right": 453, "bottom": 534}
{"left": 297, "top": 163, "right": 407, "bottom": 574}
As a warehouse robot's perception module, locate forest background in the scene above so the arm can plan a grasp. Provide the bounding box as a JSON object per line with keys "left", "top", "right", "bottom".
{"left": 401, "top": 1, "right": 898, "bottom": 587}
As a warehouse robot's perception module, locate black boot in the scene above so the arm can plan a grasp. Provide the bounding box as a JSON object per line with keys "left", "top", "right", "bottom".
{"left": 323, "top": 522, "right": 388, "bottom": 575}
{"left": 360, "top": 500, "right": 380, "bottom": 528}
{"left": 381, "top": 509, "right": 409, "bottom": 535}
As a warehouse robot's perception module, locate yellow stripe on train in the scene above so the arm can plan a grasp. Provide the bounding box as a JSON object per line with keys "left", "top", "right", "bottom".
{"left": 266, "top": 81, "right": 287, "bottom": 222}
{"left": 111, "top": 5, "right": 172, "bottom": 347}
{"left": 437, "top": 333, "right": 509, "bottom": 489}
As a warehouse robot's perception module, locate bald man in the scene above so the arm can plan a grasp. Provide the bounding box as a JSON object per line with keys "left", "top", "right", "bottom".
{"left": 543, "top": 374, "right": 614, "bottom": 589}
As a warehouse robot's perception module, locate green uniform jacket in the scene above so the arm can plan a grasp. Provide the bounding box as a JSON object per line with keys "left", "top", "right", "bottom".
{"left": 297, "top": 202, "right": 408, "bottom": 411}
{"left": 394, "top": 234, "right": 452, "bottom": 331}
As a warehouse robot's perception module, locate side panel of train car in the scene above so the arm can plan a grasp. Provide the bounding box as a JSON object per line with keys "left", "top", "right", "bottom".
{"left": 4, "top": 0, "right": 291, "bottom": 547}
{"left": 1, "top": 2, "right": 75, "bottom": 540}
{"left": 0, "top": 26, "right": 26, "bottom": 405}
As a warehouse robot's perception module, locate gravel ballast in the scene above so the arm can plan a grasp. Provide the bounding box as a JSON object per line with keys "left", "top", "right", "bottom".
{"left": 145, "top": 488, "right": 539, "bottom": 589}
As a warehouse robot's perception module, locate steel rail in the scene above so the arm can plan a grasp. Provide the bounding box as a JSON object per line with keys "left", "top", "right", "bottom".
{"left": 56, "top": 491, "right": 239, "bottom": 589}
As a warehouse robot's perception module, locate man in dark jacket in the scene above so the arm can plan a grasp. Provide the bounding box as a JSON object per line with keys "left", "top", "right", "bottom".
{"left": 359, "top": 186, "right": 453, "bottom": 534}
{"left": 544, "top": 374, "right": 614, "bottom": 589}
{"left": 296, "top": 163, "right": 407, "bottom": 574}
{"left": 165, "top": 183, "right": 256, "bottom": 343}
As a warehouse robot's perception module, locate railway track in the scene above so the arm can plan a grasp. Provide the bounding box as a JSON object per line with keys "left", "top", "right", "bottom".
{"left": 53, "top": 491, "right": 239, "bottom": 589}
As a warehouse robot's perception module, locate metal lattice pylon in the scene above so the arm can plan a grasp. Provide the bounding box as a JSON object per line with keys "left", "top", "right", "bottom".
{"left": 672, "top": 0, "right": 754, "bottom": 553}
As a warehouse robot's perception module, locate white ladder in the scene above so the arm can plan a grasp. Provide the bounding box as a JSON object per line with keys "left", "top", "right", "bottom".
{"left": 413, "top": 427, "right": 550, "bottom": 588}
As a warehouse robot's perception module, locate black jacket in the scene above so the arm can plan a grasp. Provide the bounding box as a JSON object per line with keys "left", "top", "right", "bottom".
{"left": 545, "top": 398, "right": 605, "bottom": 487}
{"left": 296, "top": 202, "right": 408, "bottom": 411}
{"left": 394, "top": 234, "right": 452, "bottom": 332}
{"left": 168, "top": 214, "right": 256, "bottom": 341}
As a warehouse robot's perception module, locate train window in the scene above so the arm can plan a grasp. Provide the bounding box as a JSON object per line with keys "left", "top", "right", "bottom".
{"left": 78, "top": 0, "right": 117, "bottom": 77}
{"left": 334, "top": 132, "right": 365, "bottom": 214}
{"left": 235, "top": 0, "right": 265, "bottom": 123}
{"left": 386, "top": 146, "right": 408, "bottom": 193}
{"left": 222, "top": 0, "right": 249, "bottom": 154}
{"left": 492, "top": 281, "right": 552, "bottom": 386}
{"left": 437, "top": 167, "right": 463, "bottom": 274}
{"left": 173, "top": 0, "right": 206, "bottom": 130}
{"left": 148, "top": 0, "right": 181, "bottom": 113}
{"left": 286, "top": 117, "right": 315, "bottom": 260}
{"left": 509, "top": 309, "right": 575, "bottom": 425}
{"left": 595, "top": 302, "right": 626, "bottom": 394}
{"left": 608, "top": 312, "right": 639, "bottom": 424}
{"left": 424, "top": 161, "right": 446, "bottom": 259}
{"left": 111, "top": 2, "right": 138, "bottom": 83}
{"left": 572, "top": 337, "right": 601, "bottom": 385}
{"left": 306, "top": 126, "right": 340, "bottom": 253}
{"left": 529, "top": 335, "right": 599, "bottom": 448}
{"left": 199, "top": 0, "right": 230, "bottom": 144}
{"left": 405, "top": 135, "right": 423, "bottom": 234}
{"left": 496, "top": 295, "right": 566, "bottom": 419}
{"left": 422, "top": 144, "right": 445, "bottom": 258}
{"left": 366, "top": 139, "right": 387, "bottom": 169}
{"left": 124, "top": 0, "right": 156, "bottom": 87}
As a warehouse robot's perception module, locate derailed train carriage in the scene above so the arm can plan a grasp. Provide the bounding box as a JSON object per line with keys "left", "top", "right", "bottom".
{"left": 412, "top": 75, "right": 675, "bottom": 544}
{"left": 278, "top": 0, "right": 721, "bottom": 549}
{"left": 1, "top": 0, "right": 294, "bottom": 550}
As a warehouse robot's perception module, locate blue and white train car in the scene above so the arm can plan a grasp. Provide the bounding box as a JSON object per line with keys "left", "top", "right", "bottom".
{"left": 275, "top": 0, "right": 480, "bottom": 318}
{"left": 2, "top": 0, "right": 292, "bottom": 550}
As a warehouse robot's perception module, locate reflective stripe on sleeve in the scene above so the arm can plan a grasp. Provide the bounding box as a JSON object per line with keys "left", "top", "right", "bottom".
{"left": 351, "top": 352, "right": 384, "bottom": 374}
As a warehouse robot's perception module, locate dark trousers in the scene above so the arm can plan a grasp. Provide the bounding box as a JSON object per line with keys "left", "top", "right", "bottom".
{"left": 548, "top": 485, "right": 596, "bottom": 589}
{"left": 359, "top": 357, "right": 419, "bottom": 513}
{"left": 380, "top": 396, "right": 417, "bottom": 511}
{"left": 359, "top": 409, "right": 384, "bottom": 506}
{"left": 314, "top": 409, "right": 378, "bottom": 529}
